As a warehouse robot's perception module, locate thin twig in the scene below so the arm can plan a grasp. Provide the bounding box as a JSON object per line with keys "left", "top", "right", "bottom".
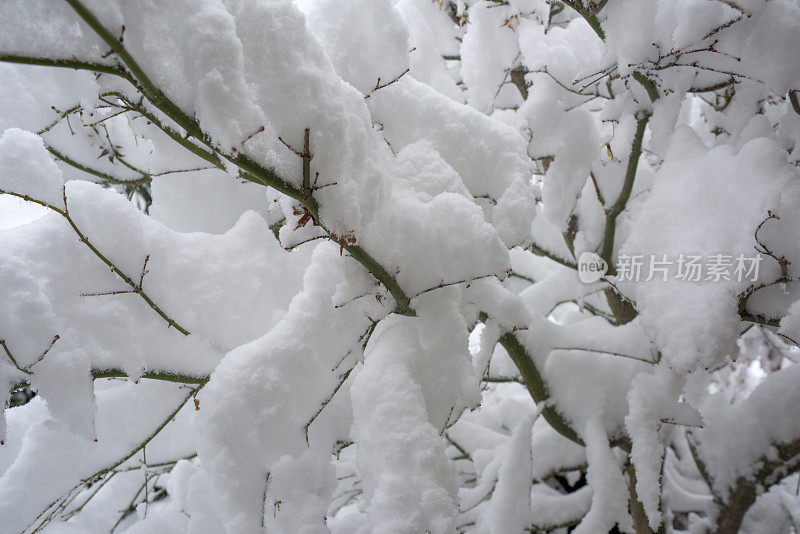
{"left": 364, "top": 68, "right": 410, "bottom": 99}
{"left": 0, "top": 187, "right": 189, "bottom": 335}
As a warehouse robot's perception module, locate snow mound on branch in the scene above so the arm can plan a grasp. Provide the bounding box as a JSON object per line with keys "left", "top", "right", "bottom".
{"left": 0, "top": 128, "right": 64, "bottom": 208}
{"left": 368, "top": 76, "right": 535, "bottom": 247}
{"left": 393, "top": 0, "right": 463, "bottom": 101}
{"left": 0, "top": 132, "right": 315, "bottom": 452}
{"left": 602, "top": 0, "right": 800, "bottom": 94}
{"left": 296, "top": 0, "right": 411, "bottom": 96}
{"left": 625, "top": 366, "right": 702, "bottom": 529}
{"left": 0, "top": 0, "right": 114, "bottom": 67}
{"left": 485, "top": 411, "right": 536, "bottom": 533}
{"left": 573, "top": 417, "right": 633, "bottom": 534}
{"left": 460, "top": 1, "right": 520, "bottom": 113}
{"left": 367, "top": 140, "right": 511, "bottom": 297}
{"left": 622, "top": 128, "right": 800, "bottom": 372}
{"left": 695, "top": 364, "right": 800, "bottom": 496}
{"left": 0, "top": 381, "right": 194, "bottom": 533}
{"left": 196, "top": 243, "right": 386, "bottom": 532}
{"left": 351, "top": 323, "right": 459, "bottom": 534}
{"left": 519, "top": 85, "right": 601, "bottom": 229}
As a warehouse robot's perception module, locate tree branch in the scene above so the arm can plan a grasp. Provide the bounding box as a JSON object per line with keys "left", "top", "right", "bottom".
{"left": 493, "top": 324, "right": 584, "bottom": 446}
{"left": 0, "top": 188, "right": 189, "bottom": 335}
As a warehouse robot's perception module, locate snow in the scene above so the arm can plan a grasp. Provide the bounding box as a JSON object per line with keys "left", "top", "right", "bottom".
{"left": 625, "top": 365, "right": 702, "bottom": 529}
{"left": 393, "top": 0, "right": 463, "bottom": 101}
{"left": 0, "top": 128, "right": 65, "bottom": 208}
{"left": 0, "top": 0, "right": 113, "bottom": 66}
{"left": 1, "top": 0, "right": 800, "bottom": 532}
{"left": 0, "top": 381, "right": 194, "bottom": 533}
{"left": 0, "top": 195, "right": 44, "bottom": 229}
{"left": 621, "top": 128, "right": 800, "bottom": 372}
{"left": 368, "top": 75, "right": 535, "bottom": 246}
{"left": 695, "top": 363, "right": 800, "bottom": 496}
{"left": 486, "top": 411, "right": 536, "bottom": 533}
{"left": 296, "top": 0, "right": 410, "bottom": 96}
{"left": 351, "top": 323, "right": 459, "bottom": 533}
{"left": 195, "top": 242, "right": 387, "bottom": 531}
{"left": 573, "top": 417, "right": 633, "bottom": 534}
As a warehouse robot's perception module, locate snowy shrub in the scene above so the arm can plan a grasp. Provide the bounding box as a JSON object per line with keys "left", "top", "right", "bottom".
{"left": 0, "top": 1, "right": 799, "bottom": 533}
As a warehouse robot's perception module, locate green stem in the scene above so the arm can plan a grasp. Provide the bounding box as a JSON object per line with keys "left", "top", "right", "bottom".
{"left": 496, "top": 329, "right": 583, "bottom": 445}
{"left": 529, "top": 242, "right": 577, "bottom": 270}
{"left": 0, "top": 54, "right": 129, "bottom": 78}
{"left": 599, "top": 114, "right": 648, "bottom": 324}
{"left": 600, "top": 112, "right": 649, "bottom": 274}
{"left": 561, "top": 1, "right": 606, "bottom": 41}
{"left": 63, "top": 0, "right": 204, "bottom": 141}
{"left": 632, "top": 71, "right": 660, "bottom": 103}
{"left": 2, "top": 2, "right": 414, "bottom": 316}
{"left": 583, "top": 12, "right": 605, "bottom": 40}
{"left": 47, "top": 145, "right": 151, "bottom": 186}
{"left": 100, "top": 92, "right": 224, "bottom": 169}
{"left": 627, "top": 463, "right": 657, "bottom": 534}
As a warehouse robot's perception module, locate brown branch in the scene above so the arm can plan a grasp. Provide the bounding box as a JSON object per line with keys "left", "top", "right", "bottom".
{"left": 364, "top": 68, "right": 410, "bottom": 99}
{"left": 715, "top": 438, "right": 800, "bottom": 534}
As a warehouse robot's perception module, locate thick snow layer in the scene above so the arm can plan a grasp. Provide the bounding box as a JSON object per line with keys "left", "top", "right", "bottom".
{"left": 3, "top": 0, "right": 800, "bottom": 531}
{"left": 0, "top": 129, "right": 65, "bottom": 208}
{"left": 0, "top": 381, "right": 194, "bottom": 533}
{"left": 368, "top": 76, "right": 535, "bottom": 246}
{"left": 622, "top": 128, "right": 800, "bottom": 372}
{"left": 695, "top": 364, "right": 800, "bottom": 496}
{"left": 351, "top": 323, "right": 459, "bottom": 533}
{"left": 296, "top": 0, "right": 410, "bottom": 96}
{"left": 0, "top": 0, "right": 113, "bottom": 66}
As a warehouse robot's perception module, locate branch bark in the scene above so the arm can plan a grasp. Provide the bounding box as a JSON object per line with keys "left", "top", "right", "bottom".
{"left": 715, "top": 438, "right": 800, "bottom": 533}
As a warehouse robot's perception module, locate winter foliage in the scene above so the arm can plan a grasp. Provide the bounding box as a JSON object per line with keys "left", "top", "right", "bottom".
{"left": 0, "top": 1, "right": 799, "bottom": 533}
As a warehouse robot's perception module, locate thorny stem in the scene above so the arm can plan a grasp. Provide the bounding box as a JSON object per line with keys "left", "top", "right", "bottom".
{"left": 0, "top": 339, "right": 29, "bottom": 375}
{"left": 0, "top": 3, "right": 412, "bottom": 317}
{"left": 37, "top": 104, "right": 82, "bottom": 135}
{"left": 46, "top": 144, "right": 151, "bottom": 187}
{"left": 0, "top": 188, "right": 189, "bottom": 335}
{"left": 598, "top": 112, "right": 650, "bottom": 325}
{"left": 0, "top": 54, "right": 130, "bottom": 79}
{"left": 738, "top": 211, "right": 796, "bottom": 329}
{"left": 304, "top": 320, "right": 378, "bottom": 443}
{"left": 489, "top": 317, "right": 584, "bottom": 446}
{"left": 99, "top": 92, "right": 223, "bottom": 169}
{"left": 600, "top": 112, "right": 649, "bottom": 273}
{"left": 63, "top": 0, "right": 416, "bottom": 315}
{"left": 529, "top": 242, "right": 577, "bottom": 270}
{"left": 632, "top": 71, "right": 660, "bottom": 103}
{"left": 561, "top": 0, "right": 607, "bottom": 41}
{"left": 12, "top": 368, "right": 208, "bottom": 395}
{"left": 302, "top": 128, "right": 311, "bottom": 197}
